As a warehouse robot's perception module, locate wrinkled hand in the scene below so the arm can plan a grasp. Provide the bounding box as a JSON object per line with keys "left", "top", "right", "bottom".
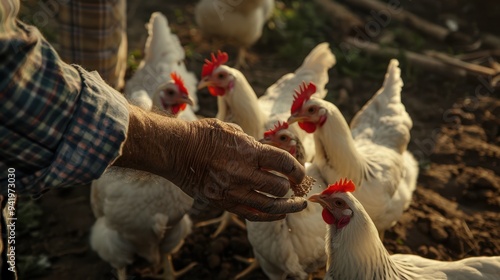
{"left": 114, "top": 106, "right": 307, "bottom": 221}
{"left": 169, "top": 119, "right": 307, "bottom": 221}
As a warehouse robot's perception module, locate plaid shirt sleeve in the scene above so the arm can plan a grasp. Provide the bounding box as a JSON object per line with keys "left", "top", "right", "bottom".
{"left": 0, "top": 0, "right": 129, "bottom": 197}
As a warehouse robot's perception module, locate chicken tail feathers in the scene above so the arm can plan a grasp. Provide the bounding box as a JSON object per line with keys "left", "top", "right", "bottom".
{"left": 379, "top": 59, "right": 403, "bottom": 104}
{"left": 296, "top": 42, "right": 336, "bottom": 99}
{"left": 350, "top": 59, "right": 411, "bottom": 154}
{"left": 144, "top": 12, "right": 184, "bottom": 64}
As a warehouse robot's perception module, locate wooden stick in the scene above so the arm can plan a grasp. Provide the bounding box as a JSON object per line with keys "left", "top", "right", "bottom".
{"left": 343, "top": 37, "right": 467, "bottom": 77}
{"left": 347, "top": 0, "right": 450, "bottom": 41}
{"left": 425, "top": 50, "right": 498, "bottom": 77}
{"left": 482, "top": 33, "right": 500, "bottom": 49}
{"left": 455, "top": 49, "right": 500, "bottom": 61}
{"left": 314, "top": 0, "right": 364, "bottom": 34}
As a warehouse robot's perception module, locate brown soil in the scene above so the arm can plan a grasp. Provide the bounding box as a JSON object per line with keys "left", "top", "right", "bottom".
{"left": 13, "top": 0, "right": 499, "bottom": 279}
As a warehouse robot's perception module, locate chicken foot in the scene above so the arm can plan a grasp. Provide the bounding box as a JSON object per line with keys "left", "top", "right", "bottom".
{"left": 140, "top": 254, "right": 197, "bottom": 280}
{"left": 233, "top": 255, "right": 260, "bottom": 280}
{"left": 195, "top": 211, "right": 247, "bottom": 238}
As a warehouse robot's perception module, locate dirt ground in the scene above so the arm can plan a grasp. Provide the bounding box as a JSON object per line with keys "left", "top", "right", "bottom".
{"left": 13, "top": 0, "right": 499, "bottom": 279}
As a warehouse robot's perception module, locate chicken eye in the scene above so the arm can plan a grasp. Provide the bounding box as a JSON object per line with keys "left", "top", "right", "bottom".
{"left": 308, "top": 107, "right": 315, "bottom": 113}
{"left": 218, "top": 73, "right": 225, "bottom": 79}
{"left": 165, "top": 89, "right": 175, "bottom": 96}
{"left": 279, "top": 135, "right": 288, "bottom": 142}
{"left": 333, "top": 198, "right": 344, "bottom": 208}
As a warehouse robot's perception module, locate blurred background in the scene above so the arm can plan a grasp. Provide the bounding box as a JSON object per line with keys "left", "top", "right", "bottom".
{"left": 15, "top": 0, "right": 499, "bottom": 279}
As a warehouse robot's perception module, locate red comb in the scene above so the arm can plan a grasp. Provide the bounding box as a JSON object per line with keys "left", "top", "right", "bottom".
{"left": 170, "top": 72, "right": 189, "bottom": 96}
{"left": 291, "top": 82, "right": 317, "bottom": 114}
{"left": 264, "top": 121, "right": 289, "bottom": 138}
{"left": 201, "top": 51, "right": 229, "bottom": 78}
{"left": 322, "top": 179, "right": 356, "bottom": 196}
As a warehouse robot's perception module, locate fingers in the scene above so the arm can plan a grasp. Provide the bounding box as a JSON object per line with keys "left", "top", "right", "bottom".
{"left": 226, "top": 204, "right": 286, "bottom": 222}
{"left": 225, "top": 122, "right": 244, "bottom": 132}
{"left": 247, "top": 170, "right": 289, "bottom": 197}
{"left": 257, "top": 144, "right": 305, "bottom": 185}
{"left": 232, "top": 190, "right": 307, "bottom": 215}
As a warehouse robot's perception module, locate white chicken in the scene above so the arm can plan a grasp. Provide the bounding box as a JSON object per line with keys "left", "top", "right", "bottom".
{"left": 198, "top": 50, "right": 265, "bottom": 139}
{"left": 287, "top": 60, "right": 418, "bottom": 237}
{"left": 236, "top": 122, "right": 328, "bottom": 280}
{"left": 195, "top": 43, "right": 335, "bottom": 237}
{"left": 89, "top": 13, "right": 198, "bottom": 279}
{"left": 90, "top": 168, "right": 196, "bottom": 280}
{"left": 124, "top": 12, "right": 198, "bottom": 120}
{"left": 260, "top": 121, "right": 308, "bottom": 165}
{"left": 194, "top": 0, "right": 275, "bottom": 67}
{"left": 309, "top": 179, "right": 500, "bottom": 280}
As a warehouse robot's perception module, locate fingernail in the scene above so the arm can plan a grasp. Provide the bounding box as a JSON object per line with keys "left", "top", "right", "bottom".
{"left": 301, "top": 200, "right": 307, "bottom": 209}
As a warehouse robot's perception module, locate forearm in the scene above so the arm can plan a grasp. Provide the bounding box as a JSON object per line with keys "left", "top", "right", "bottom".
{"left": 113, "top": 105, "right": 188, "bottom": 179}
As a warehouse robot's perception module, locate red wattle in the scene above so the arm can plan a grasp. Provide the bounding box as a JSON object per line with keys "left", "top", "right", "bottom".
{"left": 298, "top": 121, "right": 317, "bottom": 133}
{"left": 208, "top": 86, "right": 226, "bottom": 96}
{"left": 337, "top": 216, "right": 351, "bottom": 229}
{"left": 322, "top": 208, "right": 336, "bottom": 225}
{"left": 319, "top": 115, "right": 327, "bottom": 127}
{"left": 171, "top": 105, "right": 180, "bottom": 115}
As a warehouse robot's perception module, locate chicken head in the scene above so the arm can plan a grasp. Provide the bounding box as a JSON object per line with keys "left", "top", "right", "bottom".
{"left": 198, "top": 51, "right": 235, "bottom": 96}
{"left": 308, "top": 179, "right": 355, "bottom": 229}
{"left": 152, "top": 72, "right": 194, "bottom": 115}
{"left": 287, "top": 82, "right": 327, "bottom": 133}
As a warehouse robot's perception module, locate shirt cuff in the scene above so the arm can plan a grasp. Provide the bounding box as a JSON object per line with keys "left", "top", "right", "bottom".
{"left": 21, "top": 66, "right": 129, "bottom": 197}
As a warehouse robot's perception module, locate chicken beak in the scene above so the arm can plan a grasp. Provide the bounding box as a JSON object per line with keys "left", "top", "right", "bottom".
{"left": 308, "top": 194, "right": 330, "bottom": 210}
{"left": 197, "top": 77, "right": 213, "bottom": 89}
{"left": 287, "top": 114, "right": 306, "bottom": 124}
{"left": 178, "top": 95, "right": 194, "bottom": 106}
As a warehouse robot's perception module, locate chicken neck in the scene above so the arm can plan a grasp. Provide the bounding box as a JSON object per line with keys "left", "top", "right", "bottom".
{"left": 220, "top": 69, "right": 266, "bottom": 139}
{"left": 313, "top": 103, "right": 372, "bottom": 187}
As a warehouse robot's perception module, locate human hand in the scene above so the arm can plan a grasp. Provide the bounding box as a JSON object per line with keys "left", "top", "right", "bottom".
{"left": 169, "top": 119, "right": 307, "bottom": 221}
{"left": 114, "top": 106, "right": 307, "bottom": 221}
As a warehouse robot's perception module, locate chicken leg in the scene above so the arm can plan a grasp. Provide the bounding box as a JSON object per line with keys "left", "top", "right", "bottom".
{"left": 116, "top": 267, "right": 127, "bottom": 280}
{"left": 195, "top": 211, "right": 246, "bottom": 238}
{"left": 235, "top": 47, "right": 248, "bottom": 69}
{"left": 141, "top": 254, "right": 197, "bottom": 280}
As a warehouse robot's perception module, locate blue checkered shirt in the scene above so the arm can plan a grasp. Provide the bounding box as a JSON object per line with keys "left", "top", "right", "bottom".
{"left": 0, "top": 1, "right": 129, "bottom": 197}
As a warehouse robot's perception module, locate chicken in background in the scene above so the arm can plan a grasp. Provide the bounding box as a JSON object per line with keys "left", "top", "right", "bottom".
{"left": 198, "top": 51, "right": 265, "bottom": 139}
{"left": 194, "top": 0, "right": 275, "bottom": 67}
{"left": 89, "top": 14, "right": 198, "bottom": 280}
{"left": 261, "top": 121, "right": 307, "bottom": 165}
{"left": 310, "top": 179, "right": 500, "bottom": 280}
{"left": 234, "top": 122, "right": 328, "bottom": 280}
{"left": 288, "top": 60, "right": 419, "bottom": 238}
{"left": 151, "top": 73, "right": 197, "bottom": 121}
{"left": 125, "top": 12, "right": 199, "bottom": 120}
